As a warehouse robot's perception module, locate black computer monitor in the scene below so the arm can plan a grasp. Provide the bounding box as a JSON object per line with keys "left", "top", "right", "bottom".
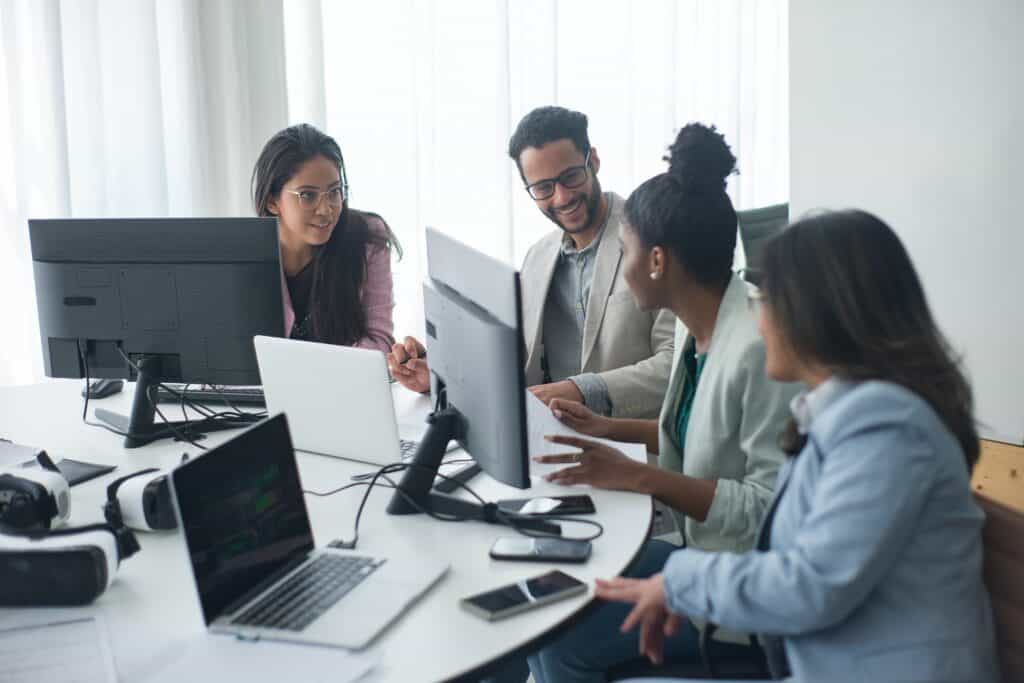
{"left": 29, "top": 218, "right": 285, "bottom": 448}
{"left": 387, "top": 228, "right": 545, "bottom": 529}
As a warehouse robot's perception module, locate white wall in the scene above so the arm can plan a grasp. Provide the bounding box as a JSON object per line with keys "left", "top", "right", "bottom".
{"left": 790, "top": 0, "right": 1024, "bottom": 444}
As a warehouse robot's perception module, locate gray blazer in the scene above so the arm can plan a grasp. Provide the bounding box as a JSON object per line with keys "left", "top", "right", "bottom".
{"left": 661, "top": 381, "right": 1001, "bottom": 682}
{"left": 658, "top": 274, "right": 798, "bottom": 552}
{"left": 520, "top": 193, "right": 675, "bottom": 418}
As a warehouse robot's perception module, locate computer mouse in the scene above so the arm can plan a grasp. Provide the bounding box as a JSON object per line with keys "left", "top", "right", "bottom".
{"left": 82, "top": 378, "right": 124, "bottom": 399}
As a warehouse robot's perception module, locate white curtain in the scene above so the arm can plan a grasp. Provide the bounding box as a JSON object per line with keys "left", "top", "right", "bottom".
{"left": 0, "top": 0, "right": 788, "bottom": 386}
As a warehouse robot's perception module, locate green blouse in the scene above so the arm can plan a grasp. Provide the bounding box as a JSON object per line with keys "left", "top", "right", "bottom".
{"left": 674, "top": 340, "right": 707, "bottom": 448}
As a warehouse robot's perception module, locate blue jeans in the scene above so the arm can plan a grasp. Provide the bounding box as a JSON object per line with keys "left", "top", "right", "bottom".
{"left": 485, "top": 540, "right": 759, "bottom": 683}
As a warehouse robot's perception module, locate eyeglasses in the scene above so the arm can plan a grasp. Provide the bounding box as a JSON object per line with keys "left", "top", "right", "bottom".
{"left": 283, "top": 186, "right": 345, "bottom": 211}
{"left": 524, "top": 150, "right": 592, "bottom": 200}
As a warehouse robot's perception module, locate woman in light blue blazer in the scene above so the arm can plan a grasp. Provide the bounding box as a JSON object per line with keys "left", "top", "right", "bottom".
{"left": 601, "top": 210, "right": 1000, "bottom": 682}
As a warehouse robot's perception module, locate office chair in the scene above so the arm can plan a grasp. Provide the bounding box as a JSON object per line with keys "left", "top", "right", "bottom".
{"left": 975, "top": 493, "right": 1024, "bottom": 681}
{"left": 736, "top": 203, "right": 788, "bottom": 287}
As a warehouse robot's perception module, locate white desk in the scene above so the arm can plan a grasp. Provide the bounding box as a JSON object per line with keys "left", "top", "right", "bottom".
{"left": 0, "top": 381, "right": 652, "bottom": 682}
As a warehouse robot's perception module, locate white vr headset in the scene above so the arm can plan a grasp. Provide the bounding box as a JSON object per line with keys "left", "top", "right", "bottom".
{"left": 0, "top": 454, "right": 145, "bottom": 606}
{"left": 103, "top": 465, "right": 179, "bottom": 532}
{"left": 0, "top": 523, "right": 132, "bottom": 605}
{"left": 0, "top": 452, "right": 71, "bottom": 531}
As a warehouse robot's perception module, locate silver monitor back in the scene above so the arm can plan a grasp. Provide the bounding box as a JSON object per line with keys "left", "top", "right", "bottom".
{"left": 423, "top": 228, "right": 529, "bottom": 489}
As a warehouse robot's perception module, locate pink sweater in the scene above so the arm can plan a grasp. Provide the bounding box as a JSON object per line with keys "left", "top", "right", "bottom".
{"left": 281, "top": 215, "right": 396, "bottom": 352}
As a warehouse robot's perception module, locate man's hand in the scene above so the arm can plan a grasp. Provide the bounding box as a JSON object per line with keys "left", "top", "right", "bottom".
{"left": 534, "top": 435, "right": 647, "bottom": 491}
{"left": 529, "top": 380, "right": 583, "bottom": 406}
{"left": 386, "top": 336, "right": 430, "bottom": 394}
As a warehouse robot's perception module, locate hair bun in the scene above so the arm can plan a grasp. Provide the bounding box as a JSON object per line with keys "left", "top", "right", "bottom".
{"left": 663, "top": 123, "right": 737, "bottom": 192}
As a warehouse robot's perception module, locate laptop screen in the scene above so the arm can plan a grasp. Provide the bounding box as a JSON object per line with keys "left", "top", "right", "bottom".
{"left": 172, "top": 413, "right": 315, "bottom": 624}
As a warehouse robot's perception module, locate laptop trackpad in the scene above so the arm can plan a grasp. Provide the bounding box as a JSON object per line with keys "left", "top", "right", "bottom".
{"left": 308, "top": 586, "right": 411, "bottom": 650}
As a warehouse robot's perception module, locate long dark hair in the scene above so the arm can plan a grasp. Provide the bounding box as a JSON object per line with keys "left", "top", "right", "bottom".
{"left": 761, "top": 210, "right": 978, "bottom": 469}
{"left": 252, "top": 124, "right": 400, "bottom": 345}
{"left": 624, "top": 123, "right": 738, "bottom": 288}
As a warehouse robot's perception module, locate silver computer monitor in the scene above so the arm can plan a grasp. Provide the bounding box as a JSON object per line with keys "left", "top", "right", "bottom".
{"left": 421, "top": 227, "right": 529, "bottom": 489}
{"left": 386, "top": 228, "right": 537, "bottom": 524}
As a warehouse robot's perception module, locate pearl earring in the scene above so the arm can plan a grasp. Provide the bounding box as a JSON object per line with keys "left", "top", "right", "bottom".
{"left": 649, "top": 272, "right": 660, "bottom": 280}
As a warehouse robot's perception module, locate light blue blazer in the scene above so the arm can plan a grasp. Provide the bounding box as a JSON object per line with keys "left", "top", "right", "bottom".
{"left": 659, "top": 381, "right": 1000, "bottom": 682}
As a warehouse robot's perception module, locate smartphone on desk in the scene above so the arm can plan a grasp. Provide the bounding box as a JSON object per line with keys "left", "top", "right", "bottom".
{"left": 460, "top": 570, "right": 587, "bottom": 621}
{"left": 497, "top": 494, "right": 595, "bottom": 516}
{"left": 490, "top": 537, "right": 592, "bottom": 563}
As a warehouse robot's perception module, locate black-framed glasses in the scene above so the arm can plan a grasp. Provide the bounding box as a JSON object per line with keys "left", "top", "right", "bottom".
{"left": 524, "top": 149, "right": 592, "bottom": 200}
{"left": 283, "top": 186, "right": 345, "bottom": 211}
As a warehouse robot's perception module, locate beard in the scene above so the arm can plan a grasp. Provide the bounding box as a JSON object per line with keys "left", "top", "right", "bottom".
{"left": 545, "top": 176, "right": 603, "bottom": 235}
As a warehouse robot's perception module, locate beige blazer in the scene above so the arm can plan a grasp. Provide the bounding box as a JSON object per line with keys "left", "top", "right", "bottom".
{"left": 520, "top": 193, "right": 675, "bottom": 418}
{"left": 658, "top": 274, "right": 800, "bottom": 552}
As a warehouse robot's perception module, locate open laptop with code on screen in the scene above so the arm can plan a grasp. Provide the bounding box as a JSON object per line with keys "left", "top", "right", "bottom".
{"left": 169, "top": 413, "right": 448, "bottom": 650}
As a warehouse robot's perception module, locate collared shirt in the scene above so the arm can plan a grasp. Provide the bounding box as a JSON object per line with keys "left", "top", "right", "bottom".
{"left": 789, "top": 376, "right": 849, "bottom": 434}
{"left": 541, "top": 193, "right": 614, "bottom": 414}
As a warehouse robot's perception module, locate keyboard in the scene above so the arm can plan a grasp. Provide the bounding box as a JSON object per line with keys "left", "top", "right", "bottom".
{"left": 156, "top": 385, "right": 266, "bottom": 407}
{"left": 231, "top": 554, "right": 383, "bottom": 632}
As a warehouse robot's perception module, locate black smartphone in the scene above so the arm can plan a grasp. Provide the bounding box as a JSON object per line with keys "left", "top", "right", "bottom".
{"left": 496, "top": 494, "right": 596, "bottom": 516}
{"left": 489, "top": 537, "right": 592, "bottom": 563}
{"left": 460, "top": 569, "right": 587, "bottom": 621}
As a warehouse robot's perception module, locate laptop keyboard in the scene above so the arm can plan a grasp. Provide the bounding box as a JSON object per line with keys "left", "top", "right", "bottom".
{"left": 231, "top": 554, "right": 384, "bottom": 632}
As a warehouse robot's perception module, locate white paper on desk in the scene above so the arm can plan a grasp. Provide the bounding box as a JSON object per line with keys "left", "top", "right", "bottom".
{"left": 145, "top": 633, "right": 376, "bottom": 683}
{"left": 0, "top": 615, "right": 117, "bottom": 683}
{"left": 525, "top": 390, "right": 647, "bottom": 477}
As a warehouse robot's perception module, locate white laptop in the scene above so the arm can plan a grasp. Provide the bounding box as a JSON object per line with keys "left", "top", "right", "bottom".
{"left": 254, "top": 336, "right": 423, "bottom": 465}
{"left": 169, "top": 413, "right": 448, "bottom": 650}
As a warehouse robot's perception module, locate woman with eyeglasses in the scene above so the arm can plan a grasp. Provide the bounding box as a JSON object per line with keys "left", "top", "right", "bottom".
{"left": 510, "top": 124, "right": 800, "bottom": 683}
{"left": 252, "top": 123, "right": 400, "bottom": 350}
{"left": 600, "top": 211, "right": 1000, "bottom": 682}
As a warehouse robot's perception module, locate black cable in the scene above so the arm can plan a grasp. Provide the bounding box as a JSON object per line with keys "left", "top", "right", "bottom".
{"left": 308, "top": 460, "right": 604, "bottom": 550}
{"left": 204, "top": 384, "right": 267, "bottom": 418}
{"left": 321, "top": 463, "right": 461, "bottom": 550}
{"left": 347, "top": 456, "right": 475, "bottom": 482}
{"left": 79, "top": 338, "right": 92, "bottom": 424}
{"left": 75, "top": 341, "right": 260, "bottom": 449}
{"left": 162, "top": 384, "right": 261, "bottom": 420}
{"left": 77, "top": 340, "right": 175, "bottom": 440}
{"left": 113, "top": 349, "right": 264, "bottom": 429}
{"left": 179, "top": 383, "right": 191, "bottom": 423}
{"left": 151, "top": 398, "right": 207, "bottom": 450}
{"left": 304, "top": 481, "right": 382, "bottom": 498}
{"left": 114, "top": 347, "right": 210, "bottom": 450}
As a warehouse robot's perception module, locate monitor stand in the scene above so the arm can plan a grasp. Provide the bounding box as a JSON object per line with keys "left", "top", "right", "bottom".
{"left": 386, "top": 408, "right": 560, "bottom": 535}
{"left": 94, "top": 356, "right": 249, "bottom": 449}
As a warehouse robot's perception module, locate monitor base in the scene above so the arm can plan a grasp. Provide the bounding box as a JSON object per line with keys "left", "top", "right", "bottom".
{"left": 386, "top": 408, "right": 559, "bottom": 535}
{"left": 94, "top": 356, "right": 249, "bottom": 449}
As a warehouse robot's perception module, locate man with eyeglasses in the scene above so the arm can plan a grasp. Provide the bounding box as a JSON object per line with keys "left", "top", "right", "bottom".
{"left": 389, "top": 106, "right": 674, "bottom": 418}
